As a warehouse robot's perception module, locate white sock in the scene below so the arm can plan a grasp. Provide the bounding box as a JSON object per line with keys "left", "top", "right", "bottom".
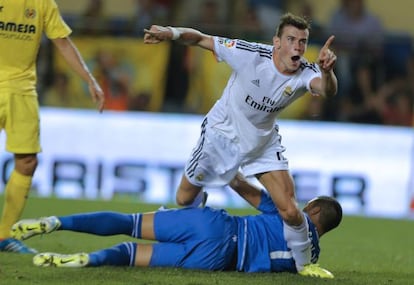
{"left": 283, "top": 216, "right": 311, "bottom": 272}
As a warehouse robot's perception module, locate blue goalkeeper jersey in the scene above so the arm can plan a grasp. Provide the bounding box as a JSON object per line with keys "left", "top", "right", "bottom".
{"left": 234, "top": 190, "right": 320, "bottom": 272}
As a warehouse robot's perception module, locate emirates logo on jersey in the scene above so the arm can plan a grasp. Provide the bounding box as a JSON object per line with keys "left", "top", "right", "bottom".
{"left": 25, "top": 8, "right": 36, "bottom": 19}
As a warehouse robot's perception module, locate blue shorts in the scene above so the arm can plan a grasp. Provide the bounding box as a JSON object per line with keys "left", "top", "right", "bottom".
{"left": 150, "top": 207, "right": 238, "bottom": 270}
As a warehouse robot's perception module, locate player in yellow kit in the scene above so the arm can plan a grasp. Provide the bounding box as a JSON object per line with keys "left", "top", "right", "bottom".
{"left": 0, "top": 0, "right": 105, "bottom": 253}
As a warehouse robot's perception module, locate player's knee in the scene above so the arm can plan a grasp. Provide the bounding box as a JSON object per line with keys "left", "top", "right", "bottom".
{"left": 14, "top": 154, "right": 38, "bottom": 176}
{"left": 175, "top": 194, "right": 184, "bottom": 206}
{"left": 175, "top": 177, "right": 202, "bottom": 206}
{"left": 280, "top": 205, "right": 302, "bottom": 226}
{"left": 176, "top": 189, "right": 202, "bottom": 206}
{"left": 175, "top": 194, "right": 190, "bottom": 206}
{"left": 175, "top": 190, "right": 188, "bottom": 206}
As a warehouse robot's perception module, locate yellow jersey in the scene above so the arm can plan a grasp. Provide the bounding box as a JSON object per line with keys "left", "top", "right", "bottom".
{"left": 0, "top": 0, "right": 71, "bottom": 92}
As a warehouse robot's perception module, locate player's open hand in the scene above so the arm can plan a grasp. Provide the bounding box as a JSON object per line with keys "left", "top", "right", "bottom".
{"left": 88, "top": 80, "right": 105, "bottom": 113}
{"left": 317, "top": 36, "right": 336, "bottom": 72}
{"left": 144, "top": 25, "right": 173, "bottom": 44}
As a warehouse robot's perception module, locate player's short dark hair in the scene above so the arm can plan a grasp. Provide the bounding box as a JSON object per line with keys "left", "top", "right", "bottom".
{"left": 275, "top": 13, "right": 311, "bottom": 38}
{"left": 310, "top": 196, "right": 343, "bottom": 233}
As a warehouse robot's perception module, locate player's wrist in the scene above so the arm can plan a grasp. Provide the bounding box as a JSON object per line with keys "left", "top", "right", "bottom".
{"left": 167, "top": 26, "right": 181, "bottom": 40}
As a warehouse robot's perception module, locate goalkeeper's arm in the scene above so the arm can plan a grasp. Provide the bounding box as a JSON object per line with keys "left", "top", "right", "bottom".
{"left": 229, "top": 172, "right": 262, "bottom": 209}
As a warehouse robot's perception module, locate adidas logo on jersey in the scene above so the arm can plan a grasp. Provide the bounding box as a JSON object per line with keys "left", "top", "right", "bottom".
{"left": 251, "top": 79, "right": 260, "bottom": 87}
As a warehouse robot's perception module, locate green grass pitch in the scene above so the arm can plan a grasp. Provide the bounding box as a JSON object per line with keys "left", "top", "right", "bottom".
{"left": 1, "top": 196, "right": 413, "bottom": 285}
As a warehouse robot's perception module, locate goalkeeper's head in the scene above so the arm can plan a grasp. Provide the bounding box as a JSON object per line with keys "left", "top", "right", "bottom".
{"left": 303, "top": 196, "right": 343, "bottom": 237}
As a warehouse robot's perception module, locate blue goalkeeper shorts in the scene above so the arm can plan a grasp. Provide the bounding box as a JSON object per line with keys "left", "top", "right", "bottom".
{"left": 150, "top": 206, "right": 238, "bottom": 270}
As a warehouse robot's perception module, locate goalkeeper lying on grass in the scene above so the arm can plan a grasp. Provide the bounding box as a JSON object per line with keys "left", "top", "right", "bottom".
{"left": 11, "top": 173, "right": 342, "bottom": 278}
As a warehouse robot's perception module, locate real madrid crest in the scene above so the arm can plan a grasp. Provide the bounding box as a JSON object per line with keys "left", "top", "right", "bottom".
{"left": 283, "top": 86, "right": 293, "bottom": 97}
{"left": 195, "top": 173, "right": 204, "bottom": 182}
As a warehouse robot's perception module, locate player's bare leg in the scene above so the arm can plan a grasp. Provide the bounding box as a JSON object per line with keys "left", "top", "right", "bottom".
{"left": 134, "top": 243, "right": 153, "bottom": 266}
{"left": 258, "top": 171, "right": 310, "bottom": 268}
{"left": 258, "top": 170, "right": 334, "bottom": 278}
{"left": 140, "top": 213, "right": 156, "bottom": 240}
{"left": 257, "top": 171, "right": 302, "bottom": 225}
{"left": 258, "top": 171, "right": 310, "bottom": 267}
{"left": 175, "top": 175, "right": 203, "bottom": 207}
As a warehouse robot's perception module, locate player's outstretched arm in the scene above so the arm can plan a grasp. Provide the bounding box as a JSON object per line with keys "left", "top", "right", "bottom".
{"left": 144, "top": 25, "right": 214, "bottom": 51}
{"left": 52, "top": 37, "right": 105, "bottom": 112}
{"left": 229, "top": 172, "right": 262, "bottom": 209}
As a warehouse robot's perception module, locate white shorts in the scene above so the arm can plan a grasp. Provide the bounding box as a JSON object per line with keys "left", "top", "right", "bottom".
{"left": 184, "top": 119, "right": 289, "bottom": 187}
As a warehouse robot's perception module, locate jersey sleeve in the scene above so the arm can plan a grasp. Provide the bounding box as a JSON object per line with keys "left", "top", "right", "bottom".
{"left": 257, "top": 190, "right": 279, "bottom": 214}
{"left": 213, "top": 37, "right": 265, "bottom": 72}
{"left": 43, "top": 0, "right": 72, "bottom": 39}
{"left": 301, "top": 61, "right": 322, "bottom": 95}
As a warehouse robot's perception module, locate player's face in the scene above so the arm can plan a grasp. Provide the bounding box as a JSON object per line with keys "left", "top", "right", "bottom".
{"left": 273, "top": 26, "right": 309, "bottom": 74}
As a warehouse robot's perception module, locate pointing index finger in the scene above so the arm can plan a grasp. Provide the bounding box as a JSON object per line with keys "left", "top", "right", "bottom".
{"left": 323, "top": 35, "right": 335, "bottom": 49}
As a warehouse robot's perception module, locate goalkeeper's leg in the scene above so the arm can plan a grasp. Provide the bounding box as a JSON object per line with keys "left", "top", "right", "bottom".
{"left": 13, "top": 212, "right": 142, "bottom": 238}
{"left": 33, "top": 242, "right": 144, "bottom": 268}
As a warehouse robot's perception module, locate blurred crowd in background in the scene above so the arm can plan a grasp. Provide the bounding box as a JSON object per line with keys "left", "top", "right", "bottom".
{"left": 38, "top": 0, "right": 414, "bottom": 127}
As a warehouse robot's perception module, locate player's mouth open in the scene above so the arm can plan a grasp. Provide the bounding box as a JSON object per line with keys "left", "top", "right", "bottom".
{"left": 291, "top": 55, "right": 300, "bottom": 62}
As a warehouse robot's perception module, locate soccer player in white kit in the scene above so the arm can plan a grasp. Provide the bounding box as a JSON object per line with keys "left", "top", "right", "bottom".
{"left": 144, "top": 13, "right": 338, "bottom": 278}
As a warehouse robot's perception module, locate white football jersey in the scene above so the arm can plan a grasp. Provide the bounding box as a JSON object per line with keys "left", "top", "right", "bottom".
{"left": 207, "top": 37, "right": 321, "bottom": 154}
